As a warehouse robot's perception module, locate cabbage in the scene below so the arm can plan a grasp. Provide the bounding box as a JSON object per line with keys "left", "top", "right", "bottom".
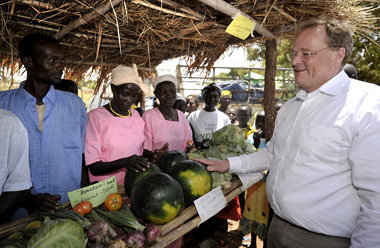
{"left": 188, "top": 125, "right": 256, "bottom": 189}
{"left": 28, "top": 217, "right": 85, "bottom": 248}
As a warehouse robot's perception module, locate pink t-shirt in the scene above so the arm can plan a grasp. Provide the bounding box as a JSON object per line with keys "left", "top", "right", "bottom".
{"left": 142, "top": 108, "right": 192, "bottom": 152}
{"left": 85, "top": 107, "right": 145, "bottom": 185}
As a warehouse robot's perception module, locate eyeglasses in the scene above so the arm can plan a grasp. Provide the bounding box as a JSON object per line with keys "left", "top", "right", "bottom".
{"left": 291, "top": 46, "right": 337, "bottom": 60}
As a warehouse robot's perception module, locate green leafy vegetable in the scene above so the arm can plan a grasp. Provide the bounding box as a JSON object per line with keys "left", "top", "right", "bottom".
{"left": 27, "top": 217, "right": 85, "bottom": 248}
{"left": 188, "top": 124, "right": 256, "bottom": 189}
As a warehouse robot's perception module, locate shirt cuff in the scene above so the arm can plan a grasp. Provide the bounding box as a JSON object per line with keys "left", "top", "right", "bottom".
{"left": 227, "top": 156, "right": 243, "bottom": 173}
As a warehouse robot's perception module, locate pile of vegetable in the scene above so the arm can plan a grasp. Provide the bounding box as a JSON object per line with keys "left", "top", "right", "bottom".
{"left": 1, "top": 193, "right": 161, "bottom": 248}
{"left": 187, "top": 124, "right": 256, "bottom": 189}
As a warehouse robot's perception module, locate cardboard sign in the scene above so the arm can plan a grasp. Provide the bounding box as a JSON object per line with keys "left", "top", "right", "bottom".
{"left": 194, "top": 186, "right": 227, "bottom": 224}
{"left": 68, "top": 176, "right": 118, "bottom": 208}
{"left": 238, "top": 172, "right": 264, "bottom": 191}
{"left": 225, "top": 13, "right": 255, "bottom": 40}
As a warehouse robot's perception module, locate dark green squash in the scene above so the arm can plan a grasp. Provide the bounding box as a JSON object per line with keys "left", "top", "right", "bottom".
{"left": 157, "top": 150, "right": 188, "bottom": 173}
{"left": 124, "top": 163, "right": 162, "bottom": 196}
{"left": 169, "top": 160, "right": 212, "bottom": 205}
{"left": 130, "top": 172, "right": 184, "bottom": 225}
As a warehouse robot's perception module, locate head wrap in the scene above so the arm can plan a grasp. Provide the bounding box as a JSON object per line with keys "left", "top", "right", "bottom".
{"left": 221, "top": 90, "right": 232, "bottom": 98}
{"left": 153, "top": 74, "right": 178, "bottom": 90}
{"left": 175, "top": 93, "right": 185, "bottom": 102}
{"left": 111, "top": 64, "right": 148, "bottom": 95}
{"left": 201, "top": 83, "right": 222, "bottom": 99}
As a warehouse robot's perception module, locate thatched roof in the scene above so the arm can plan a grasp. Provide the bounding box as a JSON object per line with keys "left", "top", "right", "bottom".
{"left": 0, "top": 0, "right": 377, "bottom": 82}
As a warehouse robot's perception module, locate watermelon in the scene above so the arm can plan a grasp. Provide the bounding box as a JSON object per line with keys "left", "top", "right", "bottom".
{"left": 169, "top": 160, "right": 212, "bottom": 205}
{"left": 124, "top": 163, "right": 162, "bottom": 196}
{"left": 157, "top": 150, "right": 188, "bottom": 173}
{"left": 130, "top": 172, "right": 184, "bottom": 224}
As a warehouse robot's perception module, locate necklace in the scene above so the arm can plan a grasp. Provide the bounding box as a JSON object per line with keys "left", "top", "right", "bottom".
{"left": 160, "top": 108, "right": 176, "bottom": 121}
{"left": 109, "top": 101, "right": 131, "bottom": 117}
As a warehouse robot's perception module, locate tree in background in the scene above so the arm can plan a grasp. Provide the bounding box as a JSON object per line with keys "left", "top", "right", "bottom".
{"left": 349, "top": 3, "right": 379, "bottom": 85}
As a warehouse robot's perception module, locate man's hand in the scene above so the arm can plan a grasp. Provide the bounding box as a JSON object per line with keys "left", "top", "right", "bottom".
{"left": 193, "top": 158, "right": 230, "bottom": 173}
{"left": 27, "top": 194, "right": 61, "bottom": 212}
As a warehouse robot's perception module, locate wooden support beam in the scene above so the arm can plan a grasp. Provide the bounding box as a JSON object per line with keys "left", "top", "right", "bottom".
{"left": 56, "top": 0, "right": 123, "bottom": 39}
{"left": 153, "top": 0, "right": 206, "bottom": 20}
{"left": 131, "top": 0, "right": 202, "bottom": 21}
{"left": 179, "top": 21, "right": 225, "bottom": 36}
{"left": 197, "top": 0, "right": 276, "bottom": 40}
{"left": 272, "top": 5, "right": 297, "bottom": 23}
{"left": 264, "top": 38, "right": 277, "bottom": 141}
{"left": 16, "top": 0, "right": 73, "bottom": 14}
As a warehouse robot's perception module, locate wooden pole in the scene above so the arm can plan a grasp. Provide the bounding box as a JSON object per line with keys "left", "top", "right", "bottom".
{"left": 196, "top": 0, "right": 276, "bottom": 40}
{"left": 263, "top": 38, "right": 277, "bottom": 141}
{"left": 56, "top": 0, "right": 123, "bottom": 39}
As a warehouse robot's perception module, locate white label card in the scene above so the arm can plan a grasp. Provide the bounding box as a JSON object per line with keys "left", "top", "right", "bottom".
{"left": 238, "top": 172, "right": 264, "bottom": 191}
{"left": 194, "top": 186, "right": 227, "bottom": 224}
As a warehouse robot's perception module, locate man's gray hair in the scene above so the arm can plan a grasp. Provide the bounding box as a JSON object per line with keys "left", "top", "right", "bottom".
{"left": 297, "top": 18, "right": 353, "bottom": 67}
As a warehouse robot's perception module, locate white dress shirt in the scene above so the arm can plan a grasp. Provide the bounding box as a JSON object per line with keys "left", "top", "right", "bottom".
{"left": 228, "top": 71, "right": 380, "bottom": 247}
{"left": 0, "top": 109, "right": 32, "bottom": 195}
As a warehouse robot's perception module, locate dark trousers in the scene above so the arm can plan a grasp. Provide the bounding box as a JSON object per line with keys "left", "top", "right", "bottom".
{"left": 267, "top": 215, "right": 350, "bottom": 248}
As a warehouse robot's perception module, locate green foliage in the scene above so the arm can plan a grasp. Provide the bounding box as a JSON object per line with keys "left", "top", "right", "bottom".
{"left": 349, "top": 3, "right": 379, "bottom": 85}
{"left": 215, "top": 68, "right": 250, "bottom": 81}
{"left": 28, "top": 217, "right": 85, "bottom": 248}
{"left": 246, "top": 40, "right": 292, "bottom": 68}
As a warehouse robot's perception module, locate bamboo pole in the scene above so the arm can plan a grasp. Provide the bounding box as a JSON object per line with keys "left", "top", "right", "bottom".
{"left": 155, "top": 0, "right": 206, "bottom": 20}
{"left": 56, "top": 0, "right": 123, "bottom": 39}
{"left": 196, "top": 0, "right": 276, "bottom": 40}
{"left": 131, "top": 0, "right": 202, "bottom": 21}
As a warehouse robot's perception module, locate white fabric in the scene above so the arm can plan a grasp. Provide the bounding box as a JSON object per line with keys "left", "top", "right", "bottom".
{"left": 188, "top": 109, "right": 231, "bottom": 142}
{"left": 228, "top": 70, "right": 380, "bottom": 247}
{"left": 153, "top": 74, "right": 178, "bottom": 90}
{"left": 0, "top": 109, "right": 32, "bottom": 195}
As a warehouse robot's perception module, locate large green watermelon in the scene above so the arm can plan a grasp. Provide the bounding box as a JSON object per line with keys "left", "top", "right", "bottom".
{"left": 130, "top": 172, "right": 184, "bottom": 224}
{"left": 157, "top": 150, "right": 188, "bottom": 173}
{"left": 124, "top": 163, "right": 162, "bottom": 196}
{"left": 169, "top": 160, "right": 212, "bottom": 205}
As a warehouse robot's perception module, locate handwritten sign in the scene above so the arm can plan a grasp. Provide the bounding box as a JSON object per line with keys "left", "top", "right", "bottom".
{"left": 225, "top": 13, "right": 255, "bottom": 40}
{"left": 238, "top": 172, "right": 264, "bottom": 191}
{"left": 68, "top": 176, "right": 118, "bottom": 208}
{"left": 194, "top": 187, "right": 227, "bottom": 224}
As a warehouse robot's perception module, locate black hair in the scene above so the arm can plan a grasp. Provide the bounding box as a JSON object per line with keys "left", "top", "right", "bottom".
{"left": 18, "top": 33, "right": 59, "bottom": 59}
{"left": 55, "top": 79, "right": 78, "bottom": 95}
{"left": 201, "top": 83, "right": 221, "bottom": 99}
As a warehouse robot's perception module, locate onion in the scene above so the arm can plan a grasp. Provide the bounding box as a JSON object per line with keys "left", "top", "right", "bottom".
{"left": 144, "top": 224, "right": 161, "bottom": 245}
{"left": 107, "top": 240, "right": 127, "bottom": 248}
{"left": 87, "top": 220, "right": 116, "bottom": 245}
{"left": 125, "top": 231, "right": 146, "bottom": 248}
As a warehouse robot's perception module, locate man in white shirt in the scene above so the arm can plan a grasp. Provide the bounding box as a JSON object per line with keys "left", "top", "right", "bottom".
{"left": 0, "top": 109, "right": 32, "bottom": 223}
{"left": 195, "top": 18, "right": 380, "bottom": 248}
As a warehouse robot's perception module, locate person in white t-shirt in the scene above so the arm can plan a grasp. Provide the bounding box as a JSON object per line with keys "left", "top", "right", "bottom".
{"left": 0, "top": 109, "right": 32, "bottom": 223}
{"left": 188, "top": 83, "right": 230, "bottom": 148}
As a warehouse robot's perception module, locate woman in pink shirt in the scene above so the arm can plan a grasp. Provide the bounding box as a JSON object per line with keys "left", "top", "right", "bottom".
{"left": 143, "top": 75, "right": 192, "bottom": 153}
{"left": 85, "top": 65, "right": 150, "bottom": 186}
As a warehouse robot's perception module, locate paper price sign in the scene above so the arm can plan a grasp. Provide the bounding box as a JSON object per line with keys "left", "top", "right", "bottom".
{"left": 238, "top": 172, "right": 264, "bottom": 191}
{"left": 225, "top": 13, "right": 255, "bottom": 40}
{"left": 68, "top": 176, "right": 118, "bottom": 208}
{"left": 194, "top": 186, "right": 227, "bottom": 224}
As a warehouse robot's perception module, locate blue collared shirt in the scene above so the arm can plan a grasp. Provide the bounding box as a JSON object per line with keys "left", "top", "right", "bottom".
{"left": 0, "top": 82, "right": 87, "bottom": 203}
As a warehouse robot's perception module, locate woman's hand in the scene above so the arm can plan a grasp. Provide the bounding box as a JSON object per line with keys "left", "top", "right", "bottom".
{"left": 122, "top": 155, "right": 150, "bottom": 172}
{"left": 192, "top": 158, "right": 230, "bottom": 173}
{"left": 25, "top": 193, "right": 61, "bottom": 213}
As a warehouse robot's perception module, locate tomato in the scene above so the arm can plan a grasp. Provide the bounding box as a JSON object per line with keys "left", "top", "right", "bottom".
{"left": 104, "top": 193, "right": 123, "bottom": 211}
{"left": 73, "top": 201, "right": 93, "bottom": 216}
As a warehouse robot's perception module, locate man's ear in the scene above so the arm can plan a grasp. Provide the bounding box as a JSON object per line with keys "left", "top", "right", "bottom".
{"left": 22, "top": 57, "right": 33, "bottom": 69}
{"left": 335, "top": 47, "right": 346, "bottom": 64}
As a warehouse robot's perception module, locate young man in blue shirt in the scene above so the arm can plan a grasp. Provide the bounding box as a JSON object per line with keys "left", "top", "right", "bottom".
{"left": 0, "top": 34, "right": 87, "bottom": 216}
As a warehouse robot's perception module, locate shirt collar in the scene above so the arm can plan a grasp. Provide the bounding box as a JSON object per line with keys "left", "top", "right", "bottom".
{"left": 318, "top": 70, "right": 350, "bottom": 96}
{"left": 18, "top": 81, "right": 56, "bottom": 106}
{"left": 295, "top": 70, "right": 350, "bottom": 101}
